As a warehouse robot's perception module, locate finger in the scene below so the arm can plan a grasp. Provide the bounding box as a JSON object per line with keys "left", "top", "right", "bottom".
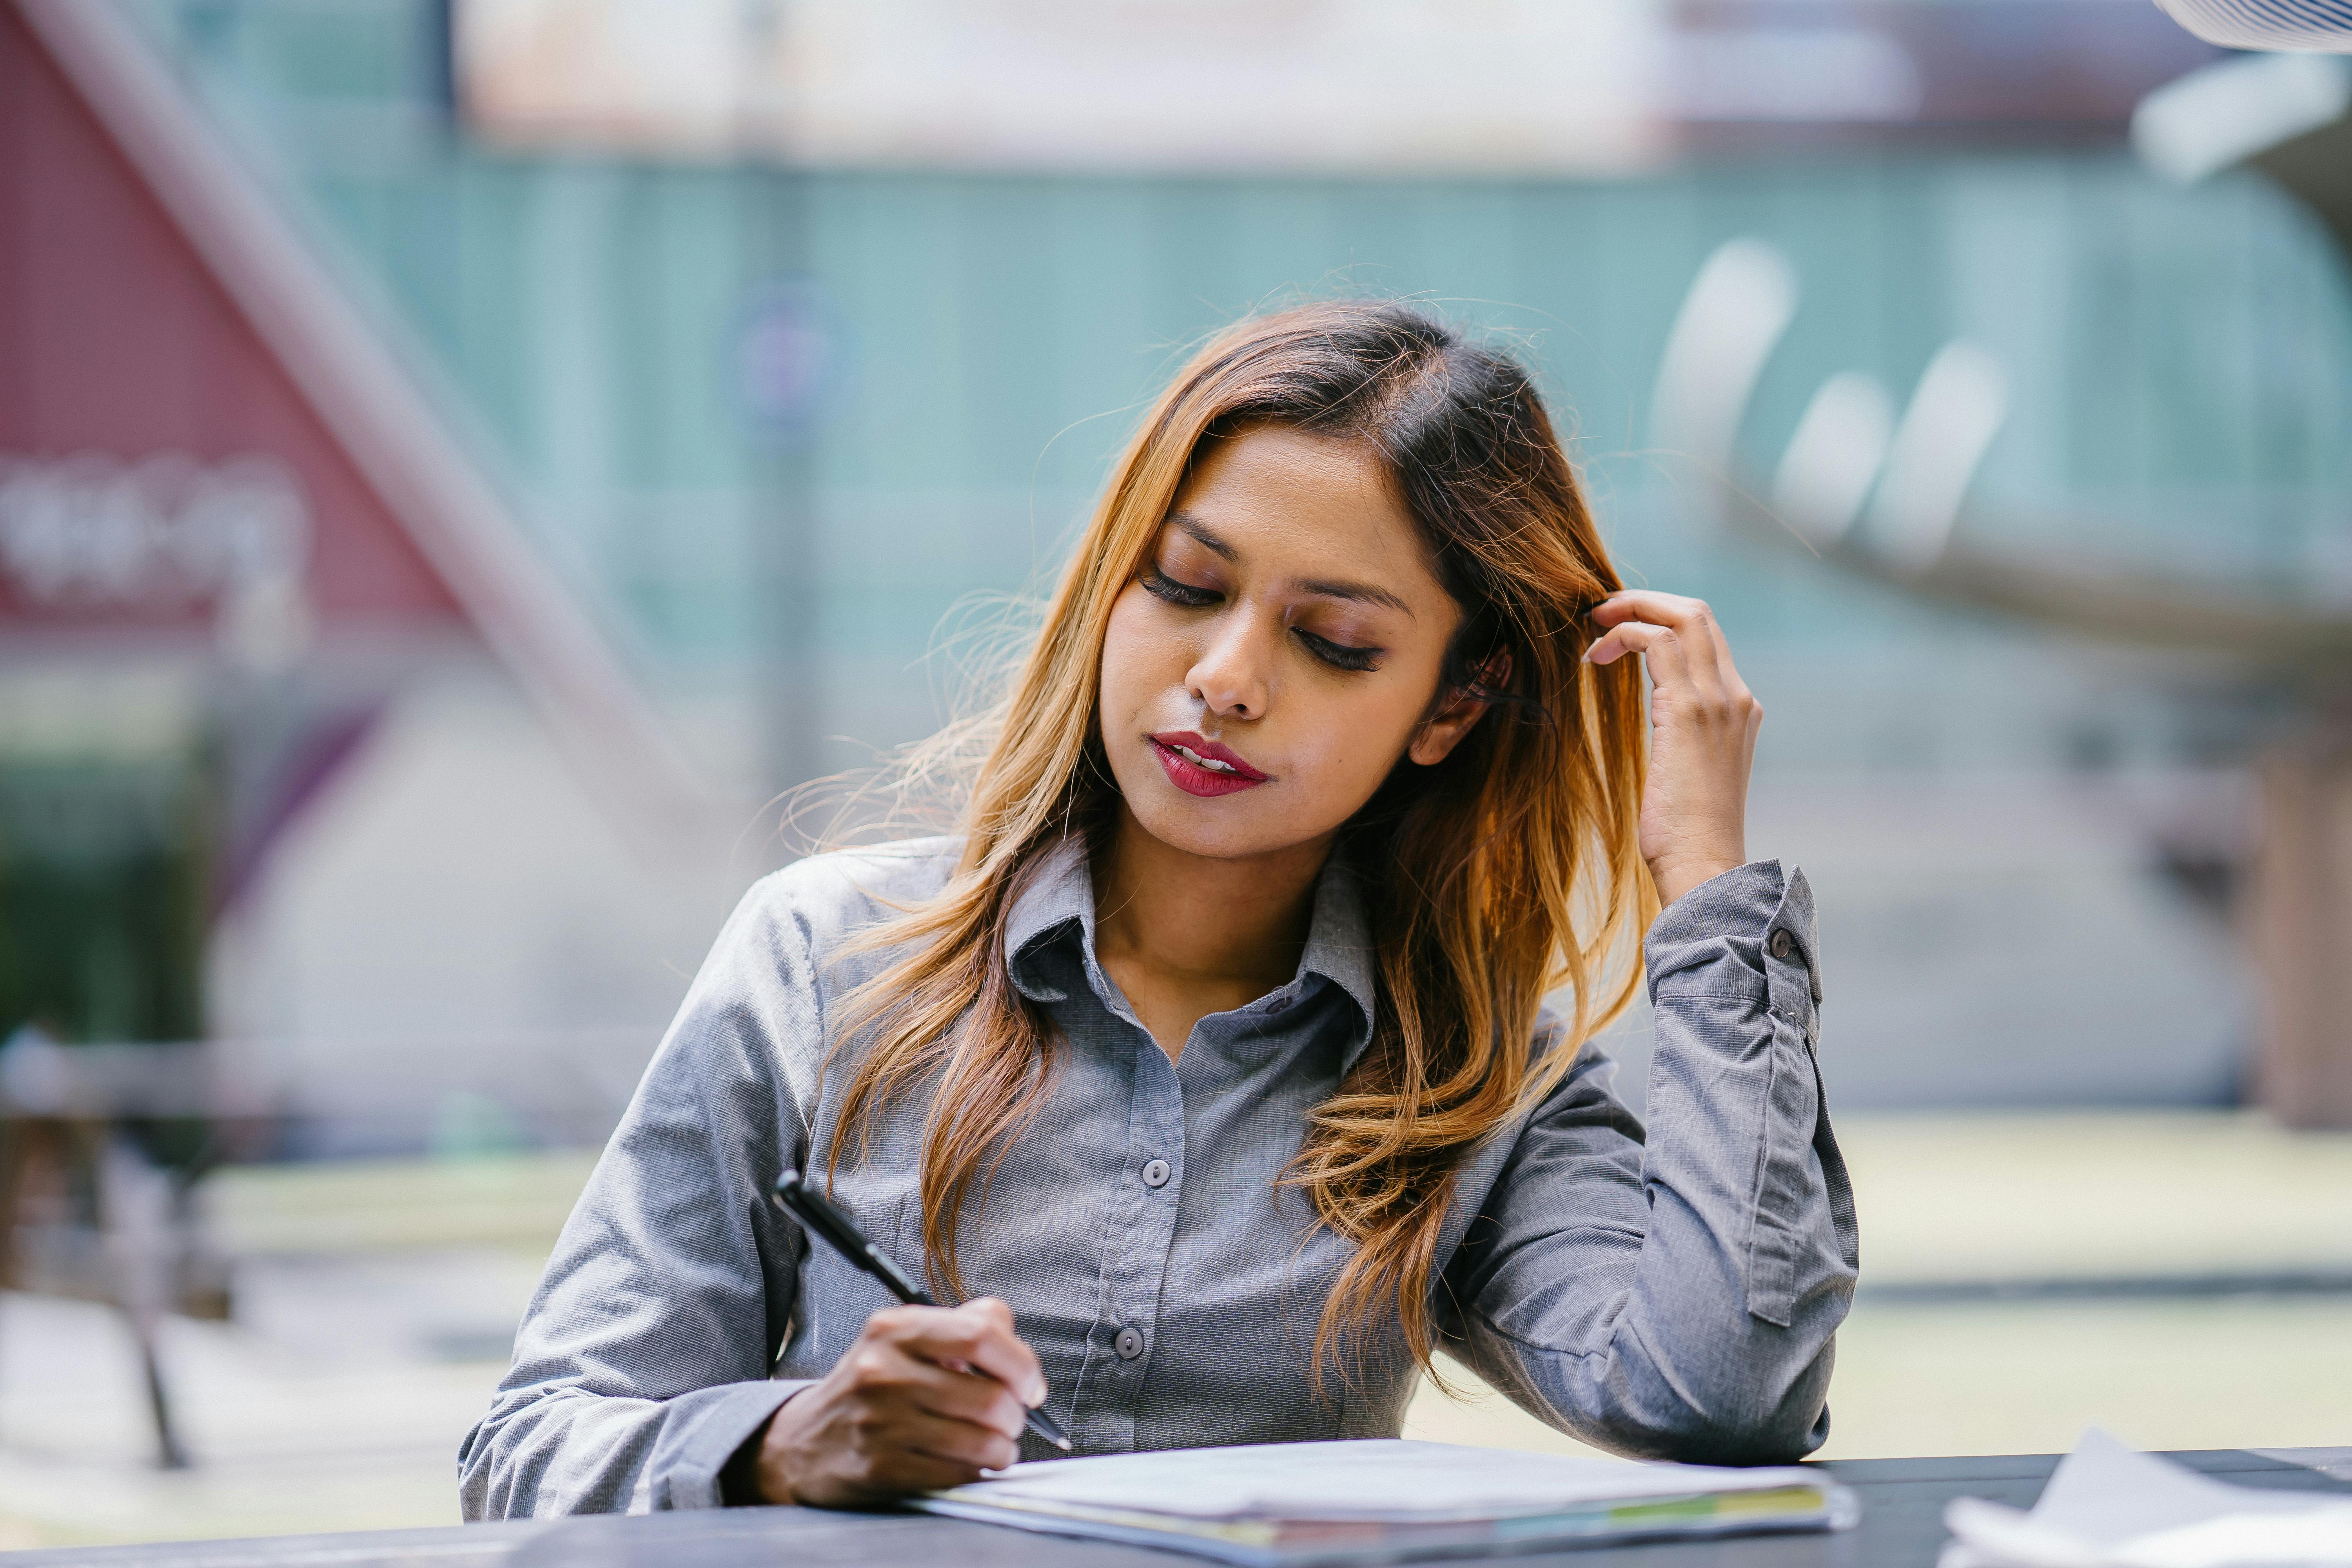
{"left": 909, "top": 1363, "right": 1031, "bottom": 1441}
{"left": 1597, "top": 591, "right": 1732, "bottom": 690}
{"left": 843, "top": 1336, "right": 1028, "bottom": 1439}
{"left": 889, "top": 1407, "right": 1024, "bottom": 1476}
{"left": 1662, "top": 604, "right": 1751, "bottom": 729}
{"left": 1584, "top": 623, "right": 1693, "bottom": 698}
{"left": 1589, "top": 590, "right": 1710, "bottom": 631}
{"left": 1582, "top": 620, "right": 1648, "bottom": 666}
{"left": 887, "top": 1299, "right": 1048, "bottom": 1409}
{"left": 850, "top": 1433, "right": 1004, "bottom": 1499}
{"left": 908, "top": 1418, "right": 1022, "bottom": 1475}
{"left": 871, "top": 1450, "right": 993, "bottom": 1496}
{"left": 1684, "top": 601, "right": 1741, "bottom": 693}
{"left": 857, "top": 1341, "right": 1031, "bottom": 1443}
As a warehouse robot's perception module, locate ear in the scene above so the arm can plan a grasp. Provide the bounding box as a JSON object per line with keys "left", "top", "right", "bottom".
{"left": 1408, "top": 652, "right": 1510, "bottom": 767}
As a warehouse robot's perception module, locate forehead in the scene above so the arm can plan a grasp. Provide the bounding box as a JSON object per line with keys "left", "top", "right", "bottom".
{"left": 1169, "top": 425, "right": 1439, "bottom": 590}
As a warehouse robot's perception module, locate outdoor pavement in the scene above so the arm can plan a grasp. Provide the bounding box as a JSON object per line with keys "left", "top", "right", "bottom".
{"left": 0, "top": 1112, "right": 2346, "bottom": 1550}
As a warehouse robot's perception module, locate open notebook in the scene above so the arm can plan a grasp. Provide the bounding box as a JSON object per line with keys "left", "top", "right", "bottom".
{"left": 912, "top": 1438, "right": 1858, "bottom": 1567}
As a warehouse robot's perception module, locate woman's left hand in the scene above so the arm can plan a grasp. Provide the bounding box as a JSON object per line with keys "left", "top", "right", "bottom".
{"left": 1584, "top": 590, "right": 1761, "bottom": 908}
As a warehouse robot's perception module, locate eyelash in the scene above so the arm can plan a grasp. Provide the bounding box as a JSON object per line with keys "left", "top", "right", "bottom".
{"left": 1139, "top": 570, "right": 1383, "bottom": 673}
{"left": 1296, "top": 628, "right": 1381, "bottom": 672}
{"left": 1139, "top": 568, "right": 1219, "bottom": 610}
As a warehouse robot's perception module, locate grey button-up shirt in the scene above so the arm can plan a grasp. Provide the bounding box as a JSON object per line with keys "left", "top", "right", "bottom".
{"left": 460, "top": 836, "right": 1857, "bottom": 1519}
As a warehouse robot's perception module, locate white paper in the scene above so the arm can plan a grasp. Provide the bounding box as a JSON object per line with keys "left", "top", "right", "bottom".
{"left": 1941, "top": 1428, "right": 2352, "bottom": 1568}
{"left": 946, "top": 1438, "right": 1827, "bottom": 1523}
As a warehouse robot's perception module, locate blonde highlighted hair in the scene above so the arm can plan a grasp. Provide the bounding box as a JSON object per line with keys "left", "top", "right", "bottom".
{"left": 826, "top": 299, "right": 1655, "bottom": 1383}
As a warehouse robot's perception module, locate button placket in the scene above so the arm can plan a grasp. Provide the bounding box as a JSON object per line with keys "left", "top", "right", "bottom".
{"left": 1087, "top": 1011, "right": 1186, "bottom": 1450}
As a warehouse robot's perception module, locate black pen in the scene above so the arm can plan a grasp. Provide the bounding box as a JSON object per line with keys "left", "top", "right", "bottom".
{"left": 770, "top": 1171, "right": 1071, "bottom": 1452}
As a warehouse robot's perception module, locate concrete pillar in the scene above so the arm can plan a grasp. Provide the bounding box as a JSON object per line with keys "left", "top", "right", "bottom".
{"left": 2250, "top": 727, "right": 2352, "bottom": 1128}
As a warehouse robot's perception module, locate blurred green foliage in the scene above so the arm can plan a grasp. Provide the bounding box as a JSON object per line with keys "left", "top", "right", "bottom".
{"left": 0, "top": 756, "right": 209, "bottom": 1049}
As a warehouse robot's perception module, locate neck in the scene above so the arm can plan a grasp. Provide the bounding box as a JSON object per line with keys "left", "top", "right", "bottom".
{"left": 1092, "top": 808, "right": 1330, "bottom": 993}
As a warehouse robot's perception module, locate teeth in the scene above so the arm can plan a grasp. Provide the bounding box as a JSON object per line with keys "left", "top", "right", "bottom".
{"left": 1172, "top": 744, "right": 1236, "bottom": 774}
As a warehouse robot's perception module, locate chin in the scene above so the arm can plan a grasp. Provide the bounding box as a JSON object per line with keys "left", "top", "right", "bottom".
{"left": 1109, "top": 756, "right": 1307, "bottom": 862}
{"left": 1129, "top": 801, "right": 1285, "bottom": 861}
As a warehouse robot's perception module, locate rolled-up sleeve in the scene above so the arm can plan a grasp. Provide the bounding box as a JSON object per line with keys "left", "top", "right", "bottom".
{"left": 457, "top": 877, "right": 819, "bottom": 1518}
{"left": 1441, "top": 859, "right": 1858, "bottom": 1465}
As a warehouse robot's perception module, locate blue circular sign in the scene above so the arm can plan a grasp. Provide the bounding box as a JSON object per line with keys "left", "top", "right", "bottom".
{"left": 731, "top": 281, "right": 847, "bottom": 440}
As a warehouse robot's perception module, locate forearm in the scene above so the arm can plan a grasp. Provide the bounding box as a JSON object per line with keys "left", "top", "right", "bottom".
{"left": 1454, "top": 861, "right": 1858, "bottom": 1463}
{"left": 459, "top": 891, "right": 814, "bottom": 1517}
{"left": 461, "top": 1379, "right": 806, "bottom": 1518}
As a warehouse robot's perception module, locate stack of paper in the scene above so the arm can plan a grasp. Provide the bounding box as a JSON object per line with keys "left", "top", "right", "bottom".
{"left": 915, "top": 1438, "right": 1857, "bottom": 1567}
{"left": 1943, "top": 1429, "right": 2352, "bottom": 1568}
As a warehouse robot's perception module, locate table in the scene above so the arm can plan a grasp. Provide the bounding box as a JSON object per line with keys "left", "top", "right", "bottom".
{"left": 11, "top": 1448, "right": 2349, "bottom": 1567}
{"left": 0, "top": 1038, "right": 262, "bottom": 1470}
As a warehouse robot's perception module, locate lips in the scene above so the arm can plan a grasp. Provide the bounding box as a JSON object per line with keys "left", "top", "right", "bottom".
{"left": 1148, "top": 731, "right": 1269, "bottom": 798}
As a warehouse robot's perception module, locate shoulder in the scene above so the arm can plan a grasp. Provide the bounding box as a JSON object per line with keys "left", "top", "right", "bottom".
{"left": 739, "top": 835, "right": 963, "bottom": 933}
{"left": 690, "top": 835, "right": 962, "bottom": 997}
{"left": 672, "top": 837, "right": 962, "bottom": 1111}
{"left": 726, "top": 835, "right": 961, "bottom": 947}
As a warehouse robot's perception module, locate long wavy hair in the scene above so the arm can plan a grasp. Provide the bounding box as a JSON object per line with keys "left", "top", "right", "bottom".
{"left": 826, "top": 299, "right": 1655, "bottom": 1382}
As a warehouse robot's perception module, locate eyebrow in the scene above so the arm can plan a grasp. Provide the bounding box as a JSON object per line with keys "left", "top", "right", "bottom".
{"left": 1166, "top": 512, "right": 1416, "bottom": 617}
{"left": 1169, "top": 512, "right": 1238, "bottom": 561}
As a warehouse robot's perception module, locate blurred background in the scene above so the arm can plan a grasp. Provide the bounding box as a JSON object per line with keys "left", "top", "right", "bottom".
{"left": 3, "top": 0, "right": 2350, "bottom": 1548}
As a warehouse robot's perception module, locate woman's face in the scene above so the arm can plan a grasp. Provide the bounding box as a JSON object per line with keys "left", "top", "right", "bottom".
{"left": 1098, "top": 423, "right": 1484, "bottom": 864}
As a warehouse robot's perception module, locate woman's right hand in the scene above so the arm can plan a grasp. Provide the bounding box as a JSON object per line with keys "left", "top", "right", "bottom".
{"left": 752, "top": 1297, "right": 1048, "bottom": 1507}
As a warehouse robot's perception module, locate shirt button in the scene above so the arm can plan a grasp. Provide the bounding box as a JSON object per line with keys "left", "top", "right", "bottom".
{"left": 1141, "top": 1158, "right": 1171, "bottom": 1189}
{"left": 1115, "top": 1326, "right": 1145, "bottom": 1360}
{"left": 1769, "top": 929, "right": 1795, "bottom": 960}
{"left": 1266, "top": 996, "right": 1291, "bottom": 1014}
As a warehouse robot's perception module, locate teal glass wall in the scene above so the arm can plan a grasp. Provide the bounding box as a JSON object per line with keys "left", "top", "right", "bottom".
{"left": 130, "top": 0, "right": 2352, "bottom": 787}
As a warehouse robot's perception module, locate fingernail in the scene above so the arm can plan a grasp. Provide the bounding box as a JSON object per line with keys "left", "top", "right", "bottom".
{"left": 1029, "top": 1380, "right": 1049, "bottom": 1407}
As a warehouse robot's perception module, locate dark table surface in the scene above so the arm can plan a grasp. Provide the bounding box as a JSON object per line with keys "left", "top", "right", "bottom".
{"left": 11, "top": 1448, "right": 2350, "bottom": 1568}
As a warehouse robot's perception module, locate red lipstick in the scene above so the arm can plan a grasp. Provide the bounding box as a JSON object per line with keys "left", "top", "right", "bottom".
{"left": 1148, "top": 731, "right": 1269, "bottom": 798}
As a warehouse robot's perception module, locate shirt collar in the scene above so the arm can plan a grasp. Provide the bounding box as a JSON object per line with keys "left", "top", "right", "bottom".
{"left": 1002, "top": 830, "right": 1099, "bottom": 999}
{"left": 1002, "top": 832, "right": 1379, "bottom": 1071}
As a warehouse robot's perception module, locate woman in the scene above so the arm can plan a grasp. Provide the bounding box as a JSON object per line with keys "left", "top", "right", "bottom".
{"left": 460, "top": 300, "right": 1857, "bottom": 1517}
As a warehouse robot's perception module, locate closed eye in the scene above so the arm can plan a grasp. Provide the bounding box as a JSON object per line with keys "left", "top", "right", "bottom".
{"left": 1295, "top": 628, "right": 1381, "bottom": 672}
{"left": 1140, "top": 568, "right": 1220, "bottom": 609}
{"left": 1143, "top": 568, "right": 1381, "bottom": 670}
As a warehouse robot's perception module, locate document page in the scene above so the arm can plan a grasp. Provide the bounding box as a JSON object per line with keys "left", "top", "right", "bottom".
{"left": 948, "top": 1438, "right": 1828, "bottom": 1522}
{"left": 1944, "top": 1429, "right": 2352, "bottom": 1568}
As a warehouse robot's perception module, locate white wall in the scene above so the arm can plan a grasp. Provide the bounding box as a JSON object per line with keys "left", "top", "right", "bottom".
{"left": 211, "top": 659, "right": 772, "bottom": 1153}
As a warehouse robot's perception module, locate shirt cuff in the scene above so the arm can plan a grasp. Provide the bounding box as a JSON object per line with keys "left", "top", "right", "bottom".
{"left": 1644, "top": 859, "right": 1823, "bottom": 1018}
{"left": 648, "top": 1379, "right": 811, "bottom": 1510}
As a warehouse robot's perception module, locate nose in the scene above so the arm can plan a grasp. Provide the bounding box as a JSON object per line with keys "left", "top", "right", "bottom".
{"left": 1185, "top": 615, "right": 1271, "bottom": 722}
